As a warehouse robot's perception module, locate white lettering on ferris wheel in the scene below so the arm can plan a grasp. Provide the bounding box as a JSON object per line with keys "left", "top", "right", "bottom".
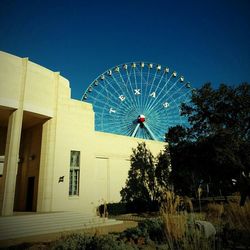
{"left": 119, "top": 95, "right": 126, "bottom": 102}
{"left": 134, "top": 89, "right": 141, "bottom": 95}
{"left": 149, "top": 92, "right": 156, "bottom": 98}
{"left": 163, "top": 102, "right": 170, "bottom": 108}
{"left": 109, "top": 108, "right": 116, "bottom": 114}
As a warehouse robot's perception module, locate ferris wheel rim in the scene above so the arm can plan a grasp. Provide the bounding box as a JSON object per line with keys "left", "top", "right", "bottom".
{"left": 81, "top": 61, "right": 195, "bottom": 101}
{"left": 81, "top": 61, "right": 194, "bottom": 141}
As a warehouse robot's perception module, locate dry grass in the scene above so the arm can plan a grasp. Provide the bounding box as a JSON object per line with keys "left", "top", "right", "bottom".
{"left": 161, "top": 191, "right": 212, "bottom": 250}
{"left": 205, "top": 202, "right": 224, "bottom": 229}
{"left": 224, "top": 200, "right": 250, "bottom": 233}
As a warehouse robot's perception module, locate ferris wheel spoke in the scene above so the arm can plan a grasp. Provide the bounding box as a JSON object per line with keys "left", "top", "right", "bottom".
{"left": 146, "top": 77, "right": 182, "bottom": 114}
{"left": 118, "top": 71, "right": 140, "bottom": 112}
{"left": 167, "top": 81, "right": 189, "bottom": 100}
{"left": 140, "top": 67, "right": 144, "bottom": 109}
{"left": 114, "top": 69, "right": 141, "bottom": 112}
{"left": 171, "top": 89, "right": 191, "bottom": 107}
{"left": 132, "top": 67, "right": 143, "bottom": 111}
{"left": 133, "top": 68, "right": 138, "bottom": 91}
{"left": 96, "top": 79, "right": 121, "bottom": 107}
{"left": 120, "top": 68, "right": 139, "bottom": 111}
{"left": 102, "top": 122, "right": 136, "bottom": 136}
{"left": 141, "top": 66, "right": 153, "bottom": 110}
{"left": 147, "top": 119, "right": 164, "bottom": 132}
{"left": 121, "top": 72, "right": 138, "bottom": 109}
{"left": 103, "top": 77, "right": 130, "bottom": 108}
{"left": 143, "top": 69, "right": 165, "bottom": 112}
{"left": 88, "top": 91, "right": 120, "bottom": 111}
{"left": 95, "top": 77, "right": 137, "bottom": 114}
{"left": 151, "top": 101, "right": 180, "bottom": 118}
{"left": 125, "top": 67, "right": 141, "bottom": 111}
{"left": 111, "top": 73, "right": 137, "bottom": 112}
{"left": 143, "top": 68, "right": 158, "bottom": 108}
{"left": 143, "top": 73, "right": 173, "bottom": 113}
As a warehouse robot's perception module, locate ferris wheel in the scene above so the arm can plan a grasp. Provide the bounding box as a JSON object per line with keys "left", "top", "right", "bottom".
{"left": 81, "top": 62, "right": 193, "bottom": 141}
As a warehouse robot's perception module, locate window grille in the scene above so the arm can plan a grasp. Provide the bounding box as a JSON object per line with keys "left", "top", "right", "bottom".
{"left": 69, "top": 151, "right": 80, "bottom": 196}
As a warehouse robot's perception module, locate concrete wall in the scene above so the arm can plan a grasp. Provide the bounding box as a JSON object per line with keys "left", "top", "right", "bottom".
{"left": 0, "top": 51, "right": 70, "bottom": 117}
{"left": 0, "top": 51, "right": 165, "bottom": 216}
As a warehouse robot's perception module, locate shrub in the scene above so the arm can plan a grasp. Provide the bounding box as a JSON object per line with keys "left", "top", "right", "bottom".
{"left": 119, "top": 218, "right": 166, "bottom": 244}
{"left": 87, "top": 234, "right": 137, "bottom": 250}
{"left": 50, "top": 234, "right": 92, "bottom": 249}
{"left": 50, "top": 233, "right": 137, "bottom": 250}
{"left": 138, "top": 218, "right": 166, "bottom": 243}
{"left": 98, "top": 200, "right": 159, "bottom": 216}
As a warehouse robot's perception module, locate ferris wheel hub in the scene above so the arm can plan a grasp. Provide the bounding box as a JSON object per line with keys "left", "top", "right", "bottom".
{"left": 137, "top": 114, "right": 146, "bottom": 123}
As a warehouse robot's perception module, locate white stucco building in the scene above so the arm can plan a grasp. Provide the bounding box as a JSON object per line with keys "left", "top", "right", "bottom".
{"left": 0, "top": 51, "right": 164, "bottom": 216}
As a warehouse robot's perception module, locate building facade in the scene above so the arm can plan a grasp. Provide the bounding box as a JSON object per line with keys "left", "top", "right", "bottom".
{"left": 0, "top": 51, "right": 164, "bottom": 216}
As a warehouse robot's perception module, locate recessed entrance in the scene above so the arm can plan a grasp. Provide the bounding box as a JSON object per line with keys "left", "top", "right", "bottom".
{"left": 0, "top": 107, "right": 50, "bottom": 214}
{"left": 14, "top": 115, "right": 45, "bottom": 212}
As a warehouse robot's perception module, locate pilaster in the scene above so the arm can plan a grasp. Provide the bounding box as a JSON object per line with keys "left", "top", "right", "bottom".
{"left": 0, "top": 58, "right": 28, "bottom": 215}
{"left": 36, "top": 72, "right": 60, "bottom": 212}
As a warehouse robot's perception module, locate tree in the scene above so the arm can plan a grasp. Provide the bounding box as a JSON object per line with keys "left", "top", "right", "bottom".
{"left": 181, "top": 83, "right": 250, "bottom": 141}
{"left": 155, "top": 147, "right": 172, "bottom": 192}
{"left": 120, "top": 142, "right": 158, "bottom": 203}
{"left": 165, "top": 83, "right": 250, "bottom": 197}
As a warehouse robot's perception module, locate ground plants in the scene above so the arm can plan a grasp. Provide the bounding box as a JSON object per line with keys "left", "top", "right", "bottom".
{"left": 50, "top": 233, "right": 137, "bottom": 250}
{"left": 119, "top": 218, "right": 166, "bottom": 245}
{"left": 161, "top": 191, "right": 215, "bottom": 250}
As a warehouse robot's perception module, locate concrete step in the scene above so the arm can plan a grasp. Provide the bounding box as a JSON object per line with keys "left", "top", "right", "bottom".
{"left": 0, "top": 212, "right": 122, "bottom": 241}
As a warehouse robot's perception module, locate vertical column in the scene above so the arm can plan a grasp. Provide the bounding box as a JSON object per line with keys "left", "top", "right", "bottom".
{"left": 0, "top": 110, "right": 23, "bottom": 215}
{"left": 36, "top": 72, "right": 59, "bottom": 212}
{"left": 36, "top": 119, "right": 56, "bottom": 212}
{"left": 0, "top": 58, "right": 27, "bottom": 216}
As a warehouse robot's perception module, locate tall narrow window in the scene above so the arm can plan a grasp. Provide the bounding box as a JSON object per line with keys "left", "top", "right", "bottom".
{"left": 69, "top": 151, "right": 80, "bottom": 196}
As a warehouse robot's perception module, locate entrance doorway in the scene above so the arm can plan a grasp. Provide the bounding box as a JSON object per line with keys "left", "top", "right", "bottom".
{"left": 14, "top": 121, "right": 43, "bottom": 212}
{"left": 26, "top": 176, "right": 35, "bottom": 211}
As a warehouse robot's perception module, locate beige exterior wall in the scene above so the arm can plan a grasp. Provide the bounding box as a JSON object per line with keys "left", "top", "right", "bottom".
{"left": 0, "top": 51, "right": 165, "bottom": 216}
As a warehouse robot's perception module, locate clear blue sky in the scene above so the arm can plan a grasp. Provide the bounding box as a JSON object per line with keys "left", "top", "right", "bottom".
{"left": 0, "top": 0, "right": 250, "bottom": 100}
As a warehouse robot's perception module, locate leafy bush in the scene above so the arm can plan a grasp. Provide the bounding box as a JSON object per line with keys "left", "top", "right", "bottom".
{"left": 99, "top": 203, "right": 127, "bottom": 216}
{"left": 138, "top": 218, "right": 166, "bottom": 243}
{"left": 86, "top": 234, "right": 137, "bottom": 250}
{"left": 50, "top": 234, "right": 92, "bottom": 250}
{"left": 50, "top": 233, "right": 137, "bottom": 250}
{"left": 119, "top": 218, "right": 166, "bottom": 244}
{"left": 99, "top": 200, "right": 159, "bottom": 216}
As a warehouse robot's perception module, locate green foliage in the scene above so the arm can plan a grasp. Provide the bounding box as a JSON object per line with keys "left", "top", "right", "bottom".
{"left": 120, "top": 142, "right": 158, "bottom": 203}
{"left": 166, "top": 125, "right": 188, "bottom": 145}
{"left": 99, "top": 202, "right": 127, "bottom": 215}
{"left": 119, "top": 218, "right": 166, "bottom": 244}
{"left": 51, "top": 234, "right": 91, "bottom": 249}
{"left": 50, "top": 233, "right": 136, "bottom": 250}
{"left": 98, "top": 201, "right": 159, "bottom": 215}
{"left": 181, "top": 83, "right": 250, "bottom": 141}
{"left": 155, "top": 149, "right": 172, "bottom": 190}
{"left": 165, "top": 83, "right": 250, "bottom": 197}
{"left": 120, "top": 142, "right": 172, "bottom": 203}
{"left": 138, "top": 218, "right": 166, "bottom": 243}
